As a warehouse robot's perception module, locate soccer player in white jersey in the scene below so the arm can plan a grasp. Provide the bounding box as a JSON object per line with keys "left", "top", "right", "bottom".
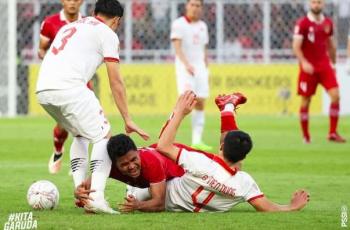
{"left": 124, "top": 92, "right": 310, "bottom": 213}
{"left": 170, "top": 0, "right": 211, "bottom": 151}
{"left": 36, "top": 0, "right": 149, "bottom": 214}
{"left": 153, "top": 91, "right": 310, "bottom": 212}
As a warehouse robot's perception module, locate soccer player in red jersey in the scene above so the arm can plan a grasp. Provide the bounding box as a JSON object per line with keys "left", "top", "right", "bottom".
{"left": 38, "top": 0, "right": 85, "bottom": 174}
{"left": 293, "top": 0, "right": 345, "bottom": 143}
{"left": 74, "top": 134, "right": 185, "bottom": 212}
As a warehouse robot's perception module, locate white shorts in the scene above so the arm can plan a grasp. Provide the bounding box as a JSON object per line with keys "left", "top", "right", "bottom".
{"left": 175, "top": 64, "right": 209, "bottom": 98}
{"left": 36, "top": 87, "right": 110, "bottom": 143}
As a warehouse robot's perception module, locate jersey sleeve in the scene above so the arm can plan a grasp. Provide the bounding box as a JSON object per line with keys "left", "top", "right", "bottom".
{"left": 170, "top": 20, "right": 184, "bottom": 40}
{"left": 241, "top": 172, "right": 264, "bottom": 202}
{"left": 142, "top": 153, "right": 166, "bottom": 184}
{"left": 101, "top": 30, "right": 120, "bottom": 63}
{"left": 293, "top": 19, "right": 307, "bottom": 39}
{"left": 40, "top": 19, "right": 53, "bottom": 42}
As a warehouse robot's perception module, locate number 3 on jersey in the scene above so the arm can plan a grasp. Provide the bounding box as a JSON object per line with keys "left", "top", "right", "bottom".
{"left": 52, "top": 27, "right": 77, "bottom": 55}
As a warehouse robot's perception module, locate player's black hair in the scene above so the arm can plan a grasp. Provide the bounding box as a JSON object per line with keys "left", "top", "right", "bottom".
{"left": 223, "top": 130, "right": 253, "bottom": 163}
{"left": 94, "top": 0, "right": 124, "bottom": 18}
{"left": 107, "top": 134, "right": 137, "bottom": 162}
{"left": 187, "top": 0, "right": 204, "bottom": 4}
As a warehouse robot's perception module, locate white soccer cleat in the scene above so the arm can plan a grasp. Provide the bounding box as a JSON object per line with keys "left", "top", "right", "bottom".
{"left": 84, "top": 199, "right": 120, "bottom": 214}
{"left": 48, "top": 151, "right": 63, "bottom": 174}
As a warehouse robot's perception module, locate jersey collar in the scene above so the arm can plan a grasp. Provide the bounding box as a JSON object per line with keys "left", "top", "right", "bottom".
{"left": 94, "top": 16, "right": 106, "bottom": 23}
{"left": 184, "top": 15, "right": 192, "bottom": 23}
{"left": 307, "top": 12, "right": 325, "bottom": 24}
{"left": 60, "top": 9, "right": 82, "bottom": 23}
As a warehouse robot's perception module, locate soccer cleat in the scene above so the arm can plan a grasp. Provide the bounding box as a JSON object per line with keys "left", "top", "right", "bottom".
{"left": 328, "top": 133, "right": 346, "bottom": 143}
{"left": 215, "top": 93, "right": 247, "bottom": 111}
{"left": 84, "top": 199, "right": 120, "bottom": 214}
{"left": 303, "top": 136, "right": 311, "bottom": 144}
{"left": 191, "top": 142, "right": 213, "bottom": 151}
{"left": 48, "top": 151, "right": 63, "bottom": 174}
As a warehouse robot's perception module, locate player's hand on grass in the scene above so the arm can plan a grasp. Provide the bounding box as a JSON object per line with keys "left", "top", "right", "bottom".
{"left": 174, "top": 91, "right": 197, "bottom": 116}
{"left": 290, "top": 189, "right": 310, "bottom": 211}
{"left": 301, "top": 60, "right": 314, "bottom": 75}
{"left": 125, "top": 120, "right": 150, "bottom": 141}
{"left": 74, "top": 181, "right": 95, "bottom": 204}
{"left": 118, "top": 195, "right": 140, "bottom": 213}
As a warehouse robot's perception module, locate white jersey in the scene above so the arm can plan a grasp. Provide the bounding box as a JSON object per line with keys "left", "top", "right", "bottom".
{"left": 165, "top": 148, "right": 263, "bottom": 212}
{"left": 36, "top": 16, "right": 120, "bottom": 92}
{"left": 170, "top": 16, "right": 209, "bottom": 68}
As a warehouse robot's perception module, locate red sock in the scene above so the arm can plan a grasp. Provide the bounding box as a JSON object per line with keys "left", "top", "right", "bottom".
{"left": 53, "top": 125, "right": 68, "bottom": 153}
{"left": 221, "top": 111, "right": 238, "bottom": 133}
{"left": 299, "top": 106, "right": 310, "bottom": 139}
{"left": 329, "top": 102, "right": 340, "bottom": 134}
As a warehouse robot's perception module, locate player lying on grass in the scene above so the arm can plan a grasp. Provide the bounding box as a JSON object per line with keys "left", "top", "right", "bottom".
{"left": 74, "top": 134, "right": 185, "bottom": 212}
{"left": 128, "top": 91, "right": 310, "bottom": 212}
{"left": 73, "top": 93, "right": 247, "bottom": 213}
{"left": 76, "top": 91, "right": 310, "bottom": 213}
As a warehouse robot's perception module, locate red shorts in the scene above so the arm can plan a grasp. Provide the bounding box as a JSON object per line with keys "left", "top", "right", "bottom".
{"left": 297, "top": 66, "right": 338, "bottom": 97}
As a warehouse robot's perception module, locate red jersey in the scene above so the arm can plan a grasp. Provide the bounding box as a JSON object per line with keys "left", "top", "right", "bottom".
{"left": 294, "top": 13, "right": 333, "bottom": 71}
{"left": 40, "top": 10, "right": 82, "bottom": 43}
{"left": 109, "top": 147, "right": 185, "bottom": 188}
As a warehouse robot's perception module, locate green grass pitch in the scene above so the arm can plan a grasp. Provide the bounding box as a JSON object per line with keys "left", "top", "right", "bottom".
{"left": 0, "top": 114, "right": 349, "bottom": 229}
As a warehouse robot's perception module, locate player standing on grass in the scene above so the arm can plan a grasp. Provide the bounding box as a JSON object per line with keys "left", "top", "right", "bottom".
{"left": 170, "top": 0, "right": 212, "bottom": 151}
{"left": 39, "top": 0, "right": 87, "bottom": 174}
{"left": 293, "top": 0, "right": 346, "bottom": 143}
{"left": 36, "top": 0, "right": 149, "bottom": 214}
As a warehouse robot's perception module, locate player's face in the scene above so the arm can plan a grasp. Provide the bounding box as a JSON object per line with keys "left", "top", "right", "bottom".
{"left": 111, "top": 17, "right": 122, "bottom": 31}
{"left": 61, "top": 0, "right": 83, "bottom": 16}
{"left": 186, "top": 0, "right": 203, "bottom": 21}
{"left": 116, "top": 150, "right": 141, "bottom": 178}
{"left": 309, "top": 0, "right": 324, "bottom": 15}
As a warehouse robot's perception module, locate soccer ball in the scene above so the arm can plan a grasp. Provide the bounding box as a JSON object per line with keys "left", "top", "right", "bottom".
{"left": 27, "top": 180, "right": 59, "bottom": 210}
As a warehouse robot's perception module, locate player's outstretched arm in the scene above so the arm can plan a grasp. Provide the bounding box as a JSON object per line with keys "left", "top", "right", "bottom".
{"left": 106, "top": 61, "right": 149, "bottom": 140}
{"left": 119, "top": 181, "right": 166, "bottom": 213}
{"left": 249, "top": 189, "right": 310, "bottom": 212}
{"left": 156, "top": 91, "right": 197, "bottom": 161}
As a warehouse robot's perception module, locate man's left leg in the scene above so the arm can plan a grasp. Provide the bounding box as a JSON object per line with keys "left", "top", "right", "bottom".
{"left": 321, "top": 67, "right": 346, "bottom": 143}
{"left": 191, "top": 98, "right": 212, "bottom": 151}
{"left": 327, "top": 88, "right": 346, "bottom": 143}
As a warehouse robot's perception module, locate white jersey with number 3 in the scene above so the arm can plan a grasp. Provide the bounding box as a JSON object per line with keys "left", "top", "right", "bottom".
{"left": 165, "top": 147, "right": 264, "bottom": 212}
{"left": 36, "top": 16, "right": 120, "bottom": 92}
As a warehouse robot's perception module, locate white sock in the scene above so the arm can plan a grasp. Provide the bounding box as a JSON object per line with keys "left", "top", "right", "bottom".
{"left": 192, "top": 110, "right": 205, "bottom": 145}
{"left": 89, "top": 138, "right": 111, "bottom": 201}
{"left": 70, "top": 137, "right": 89, "bottom": 188}
{"left": 223, "top": 103, "right": 235, "bottom": 113}
{"left": 126, "top": 185, "right": 151, "bottom": 201}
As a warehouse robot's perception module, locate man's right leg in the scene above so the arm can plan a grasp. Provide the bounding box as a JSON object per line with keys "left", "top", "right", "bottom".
{"left": 215, "top": 92, "right": 247, "bottom": 144}
{"left": 84, "top": 135, "right": 118, "bottom": 214}
{"left": 70, "top": 136, "right": 89, "bottom": 187}
{"left": 300, "top": 96, "right": 311, "bottom": 143}
{"left": 48, "top": 124, "right": 69, "bottom": 174}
